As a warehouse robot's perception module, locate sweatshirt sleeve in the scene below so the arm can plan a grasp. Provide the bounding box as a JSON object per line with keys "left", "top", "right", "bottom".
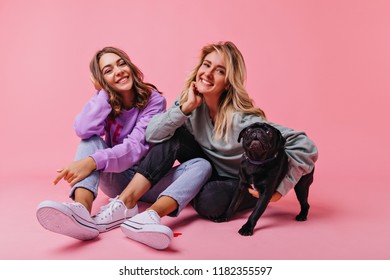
{"left": 74, "top": 90, "right": 111, "bottom": 139}
{"left": 91, "top": 91, "right": 167, "bottom": 172}
{"left": 269, "top": 122, "right": 318, "bottom": 196}
{"left": 145, "top": 98, "right": 187, "bottom": 143}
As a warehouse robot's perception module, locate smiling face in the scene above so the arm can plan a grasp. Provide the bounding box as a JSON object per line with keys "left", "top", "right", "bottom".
{"left": 99, "top": 52, "right": 134, "bottom": 95}
{"left": 195, "top": 51, "right": 228, "bottom": 99}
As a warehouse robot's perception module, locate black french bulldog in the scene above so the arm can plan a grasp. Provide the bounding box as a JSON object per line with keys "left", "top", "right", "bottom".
{"left": 216, "top": 122, "right": 313, "bottom": 236}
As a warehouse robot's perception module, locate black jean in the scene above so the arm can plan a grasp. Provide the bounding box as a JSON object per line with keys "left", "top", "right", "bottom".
{"left": 136, "top": 127, "right": 314, "bottom": 221}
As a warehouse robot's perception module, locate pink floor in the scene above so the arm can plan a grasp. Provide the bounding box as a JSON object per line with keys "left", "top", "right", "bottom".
{"left": 1, "top": 162, "right": 389, "bottom": 260}
{"left": 1, "top": 0, "right": 390, "bottom": 262}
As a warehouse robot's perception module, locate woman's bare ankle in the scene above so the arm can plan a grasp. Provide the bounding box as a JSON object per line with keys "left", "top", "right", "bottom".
{"left": 119, "top": 194, "right": 136, "bottom": 210}
{"left": 74, "top": 188, "right": 94, "bottom": 213}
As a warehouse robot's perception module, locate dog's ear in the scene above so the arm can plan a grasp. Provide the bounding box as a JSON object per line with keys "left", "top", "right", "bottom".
{"left": 238, "top": 127, "right": 246, "bottom": 143}
{"left": 275, "top": 129, "right": 286, "bottom": 149}
{"left": 264, "top": 123, "right": 285, "bottom": 149}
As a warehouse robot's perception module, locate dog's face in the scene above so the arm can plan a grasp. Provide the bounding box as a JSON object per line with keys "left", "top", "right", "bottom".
{"left": 238, "top": 122, "right": 285, "bottom": 161}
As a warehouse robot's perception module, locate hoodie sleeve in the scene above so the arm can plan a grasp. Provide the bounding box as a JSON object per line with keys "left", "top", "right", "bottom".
{"left": 91, "top": 91, "right": 167, "bottom": 172}
{"left": 145, "top": 98, "right": 187, "bottom": 143}
{"left": 268, "top": 122, "right": 318, "bottom": 196}
{"left": 74, "top": 90, "right": 111, "bottom": 139}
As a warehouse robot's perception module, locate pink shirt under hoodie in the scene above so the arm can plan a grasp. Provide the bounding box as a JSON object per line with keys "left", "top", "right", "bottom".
{"left": 74, "top": 89, "right": 166, "bottom": 173}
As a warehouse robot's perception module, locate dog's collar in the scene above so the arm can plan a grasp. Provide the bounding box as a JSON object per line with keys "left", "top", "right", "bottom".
{"left": 244, "top": 151, "right": 279, "bottom": 166}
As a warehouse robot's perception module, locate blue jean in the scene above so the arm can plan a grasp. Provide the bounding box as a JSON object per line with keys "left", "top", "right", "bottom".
{"left": 140, "top": 158, "right": 212, "bottom": 216}
{"left": 70, "top": 136, "right": 136, "bottom": 199}
{"left": 70, "top": 136, "right": 212, "bottom": 216}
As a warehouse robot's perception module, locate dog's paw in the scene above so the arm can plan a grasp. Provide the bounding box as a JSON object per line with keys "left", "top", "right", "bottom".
{"left": 238, "top": 224, "right": 254, "bottom": 236}
{"left": 295, "top": 205, "right": 309, "bottom": 221}
{"left": 295, "top": 212, "right": 308, "bottom": 221}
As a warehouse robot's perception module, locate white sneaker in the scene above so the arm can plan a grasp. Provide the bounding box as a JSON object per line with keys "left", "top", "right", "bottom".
{"left": 121, "top": 210, "right": 173, "bottom": 250}
{"left": 93, "top": 196, "right": 138, "bottom": 233}
{"left": 36, "top": 200, "right": 99, "bottom": 240}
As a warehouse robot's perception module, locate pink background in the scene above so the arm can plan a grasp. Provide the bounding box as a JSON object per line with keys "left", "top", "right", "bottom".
{"left": 1, "top": 0, "right": 389, "bottom": 260}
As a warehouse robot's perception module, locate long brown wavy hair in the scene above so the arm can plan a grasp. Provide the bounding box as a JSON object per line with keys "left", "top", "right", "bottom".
{"left": 180, "top": 41, "right": 266, "bottom": 141}
{"left": 90, "top": 46, "right": 161, "bottom": 119}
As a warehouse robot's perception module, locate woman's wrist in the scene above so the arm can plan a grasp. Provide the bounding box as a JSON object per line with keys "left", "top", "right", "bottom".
{"left": 180, "top": 104, "right": 191, "bottom": 116}
{"left": 87, "top": 156, "right": 97, "bottom": 171}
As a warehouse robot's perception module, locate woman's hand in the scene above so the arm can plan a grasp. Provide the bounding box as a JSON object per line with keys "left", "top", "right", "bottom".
{"left": 53, "top": 157, "right": 97, "bottom": 187}
{"left": 180, "top": 82, "right": 203, "bottom": 115}
{"left": 90, "top": 74, "right": 102, "bottom": 91}
{"left": 247, "top": 188, "right": 282, "bottom": 202}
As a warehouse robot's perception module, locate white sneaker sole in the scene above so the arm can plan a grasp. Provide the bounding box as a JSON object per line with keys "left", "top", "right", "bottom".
{"left": 120, "top": 221, "right": 173, "bottom": 250}
{"left": 36, "top": 201, "right": 99, "bottom": 241}
{"left": 96, "top": 219, "right": 127, "bottom": 233}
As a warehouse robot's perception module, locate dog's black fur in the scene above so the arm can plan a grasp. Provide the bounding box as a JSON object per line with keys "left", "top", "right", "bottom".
{"left": 215, "top": 122, "right": 313, "bottom": 236}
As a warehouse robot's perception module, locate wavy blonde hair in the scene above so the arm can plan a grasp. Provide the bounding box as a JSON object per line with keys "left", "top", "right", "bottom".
{"left": 180, "top": 41, "right": 266, "bottom": 141}
{"left": 90, "top": 46, "right": 161, "bottom": 119}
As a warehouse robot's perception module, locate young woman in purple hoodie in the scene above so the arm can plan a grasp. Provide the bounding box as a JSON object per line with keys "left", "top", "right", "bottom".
{"left": 35, "top": 47, "right": 172, "bottom": 240}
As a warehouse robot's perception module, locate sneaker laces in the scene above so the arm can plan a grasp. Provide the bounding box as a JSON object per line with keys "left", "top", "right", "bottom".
{"left": 95, "top": 196, "right": 122, "bottom": 221}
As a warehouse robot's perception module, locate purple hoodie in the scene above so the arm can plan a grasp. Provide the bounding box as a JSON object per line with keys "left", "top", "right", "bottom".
{"left": 74, "top": 89, "right": 166, "bottom": 172}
